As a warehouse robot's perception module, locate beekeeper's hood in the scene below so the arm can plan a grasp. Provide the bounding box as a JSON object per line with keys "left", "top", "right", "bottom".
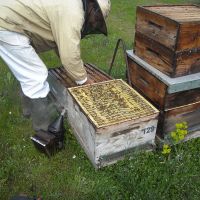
{"left": 81, "top": 0, "right": 111, "bottom": 39}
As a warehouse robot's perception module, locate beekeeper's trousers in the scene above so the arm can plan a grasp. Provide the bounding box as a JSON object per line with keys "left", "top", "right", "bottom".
{"left": 0, "top": 30, "right": 49, "bottom": 99}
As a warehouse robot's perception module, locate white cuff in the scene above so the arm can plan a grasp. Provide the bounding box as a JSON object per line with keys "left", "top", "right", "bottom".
{"left": 75, "top": 77, "right": 88, "bottom": 85}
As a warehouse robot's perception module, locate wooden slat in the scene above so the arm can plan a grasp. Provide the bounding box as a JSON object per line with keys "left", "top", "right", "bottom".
{"left": 135, "top": 32, "right": 175, "bottom": 76}
{"left": 136, "top": 7, "right": 178, "bottom": 50}
{"left": 177, "top": 23, "right": 200, "bottom": 50}
{"left": 162, "top": 101, "right": 200, "bottom": 135}
{"left": 85, "top": 63, "right": 112, "bottom": 81}
{"left": 128, "top": 57, "right": 167, "bottom": 109}
{"left": 135, "top": 31, "right": 200, "bottom": 77}
{"left": 136, "top": 6, "right": 178, "bottom": 51}
{"left": 146, "top": 5, "right": 200, "bottom": 22}
{"left": 49, "top": 64, "right": 112, "bottom": 89}
{"left": 165, "top": 88, "right": 200, "bottom": 109}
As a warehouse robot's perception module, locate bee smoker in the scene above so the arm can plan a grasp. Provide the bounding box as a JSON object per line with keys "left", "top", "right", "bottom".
{"left": 30, "top": 109, "right": 66, "bottom": 157}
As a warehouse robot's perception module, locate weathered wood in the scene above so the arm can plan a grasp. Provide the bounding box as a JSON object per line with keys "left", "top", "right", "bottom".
{"left": 134, "top": 32, "right": 174, "bottom": 76}
{"left": 135, "top": 5, "right": 200, "bottom": 77}
{"left": 49, "top": 64, "right": 112, "bottom": 87}
{"left": 128, "top": 56, "right": 167, "bottom": 109}
{"left": 178, "top": 23, "right": 200, "bottom": 50}
{"left": 68, "top": 87, "right": 158, "bottom": 168}
{"left": 127, "top": 50, "right": 200, "bottom": 93}
{"left": 127, "top": 50, "right": 200, "bottom": 110}
{"left": 127, "top": 49, "right": 200, "bottom": 140}
{"left": 146, "top": 5, "right": 200, "bottom": 22}
{"left": 165, "top": 89, "right": 200, "bottom": 109}
{"left": 48, "top": 64, "right": 112, "bottom": 109}
{"left": 136, "top": 5, "right": 200, "bottom": 51}
{"left": 67, "top": 80, "right": 159, "bottom": 168}
{"left": 48, "top": 66, "right": 159, "bottom": 168}
{"left": 158, "top": 102, "right": 200, "bottom": 138}
{"left": 135, "top": 32, "right": 200, "bottom": 77}
{"left": 136, "top": 6, "right": 178, "bottom": 51}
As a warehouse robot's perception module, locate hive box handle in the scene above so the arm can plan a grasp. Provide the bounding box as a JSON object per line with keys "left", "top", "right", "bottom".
{"left": 148, "top": 20, "right": 163, "bottom": 30}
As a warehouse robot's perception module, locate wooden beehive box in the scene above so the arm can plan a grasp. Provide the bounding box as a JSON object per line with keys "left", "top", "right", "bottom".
{"left": 127, "top": 50, "right": 200, "bottom": 110}
{"left": 159, "top": 101, "right": 200, "bottom": 141}
{"left": 67, "top": 79, "right": 159, "bottom": 168}
{"left": 135, "top": 5, "right": 200, "bottom": 77}
{"left": 127, "top": 50, "right": 200, "bottom": 139}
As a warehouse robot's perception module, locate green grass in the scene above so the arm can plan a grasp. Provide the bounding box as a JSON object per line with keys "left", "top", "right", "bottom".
{"left": 1, "top": 0, "right": 200, "bottom": 199}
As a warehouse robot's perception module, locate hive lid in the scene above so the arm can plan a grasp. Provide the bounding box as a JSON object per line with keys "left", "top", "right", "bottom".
{"left": 68, "top": 79, "right": 159, "bottom": 128}
{"left": 143, "top": 5, "right": 200, "bottom": 23}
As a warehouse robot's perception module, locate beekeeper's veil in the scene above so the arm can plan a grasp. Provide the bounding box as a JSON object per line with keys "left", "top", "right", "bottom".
{"left": 81, "top": 0, "right": 111, "bottom": 38}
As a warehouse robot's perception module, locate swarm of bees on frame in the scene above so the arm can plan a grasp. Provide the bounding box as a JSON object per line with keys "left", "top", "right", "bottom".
{"left": 70, "top": 80, "right": 156, "bottom": 127}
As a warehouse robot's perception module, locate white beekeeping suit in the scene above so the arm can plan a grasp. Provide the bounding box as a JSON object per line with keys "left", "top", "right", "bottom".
{"left": 0, "top": 0, "right": 111, "bottom": 132}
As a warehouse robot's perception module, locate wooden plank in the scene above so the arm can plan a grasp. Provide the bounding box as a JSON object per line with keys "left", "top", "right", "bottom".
{"left": 184, "top": 130, "right": 200, "bottom": 142}
{"left": 95, "top": 119, "right": 157, "bottom": 160}
{"left": 163, "top": 102, "right": 200, "bottom": 135}
{"left": 175, "top": 49, "right": 200, "bottom": 76}
{"left": 135, "top": 33, "right": 174, "bottom": 76}
{"left": 178, "top": 23, "right": 200, "bottom": 51}
{"left": 55, "top": 67, "right": 76, "bottom": 87}
{"left": 146, "top": 5, "right": 200, "bottom": 22}
{"left": 134, "top": 31, "right": 200, "bottom": 77}
{"left": 165, "top": 88, "right": 200, "bottom": 109}
{"left": 128, "top": 56, "right": 167, "bottom": 109}
{"left": 136, "top": 6, "right": 178, "bottom": 51}
{"left": 67, "top": 91, "right": 97, "bottom": 167}
{"left": 85, "top": 63, "right": 112, "bottom": 81}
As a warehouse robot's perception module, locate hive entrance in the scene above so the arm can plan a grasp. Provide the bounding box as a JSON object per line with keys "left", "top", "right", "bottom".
{"left": 69, "top": 80, "right": 157, "bottom": 128}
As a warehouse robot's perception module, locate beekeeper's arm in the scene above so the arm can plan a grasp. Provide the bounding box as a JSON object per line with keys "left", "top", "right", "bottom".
{"left": 49, "top": 5, "right": 88, "bottom": 85}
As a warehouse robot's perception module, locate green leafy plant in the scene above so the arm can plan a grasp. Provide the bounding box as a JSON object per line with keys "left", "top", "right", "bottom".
{"left": 162, "top": 144, "right": 171, "bottom": 155}
{"left": 170, "top": 122, "right": 188, "bottom": 143}
{"left": 162, "top": 122, "right": 188, "bottom": 157}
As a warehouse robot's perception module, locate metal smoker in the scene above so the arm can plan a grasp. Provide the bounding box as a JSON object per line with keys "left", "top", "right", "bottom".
{"left": 30, "top": 109, "right": 66, "bottom": 157}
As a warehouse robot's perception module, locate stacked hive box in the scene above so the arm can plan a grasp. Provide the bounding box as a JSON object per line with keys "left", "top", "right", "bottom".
{"left": 48, "top": 64, "right": 159, "bottom": 168}
{"left": 135, "top": 5, "right": 200, "bottom": 77}
{"left": 127, "top": 5, "right": 200, "bottom": 139}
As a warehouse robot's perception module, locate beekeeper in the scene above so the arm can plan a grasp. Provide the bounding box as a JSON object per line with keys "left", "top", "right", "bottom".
{"left": 0, "top": 0, "right": 111, "bottom": 132}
